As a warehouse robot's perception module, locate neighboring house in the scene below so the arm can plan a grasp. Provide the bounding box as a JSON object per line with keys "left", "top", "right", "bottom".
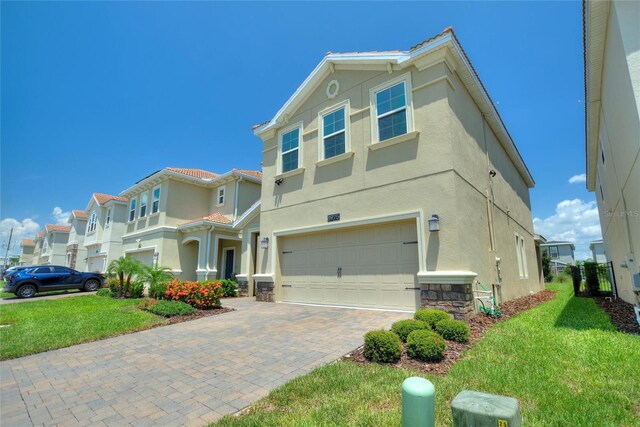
{"left": 119, "top": 167, "right": 261, "bottom": 282}
{"left": 540, "top": 241, "right": 575, "bottom": 275}
{"left": 66, "top": 210, "right": 88, "bottom": 270}
{"left": 32, "top": 231, "right": 44, "bottom": 265}
{"left": 584, "top": 0, "right": 640, "bottom": 305}
{"left": 39, "top": 225, "right": 71, "bottom": 265}
{"left": 589, "top": 240, "right": 607, "bottom": 263}
{"left": 534, "top": 234, "right": 547, "bottom": 284}
{"left": 83, "top": 193, "right": 129, "bottom": 273}
{"left": 251, "top": 28, "right": 540, "bottom": 318}
{"left": 18, "top": 239, "right": 35, "bottom": 266}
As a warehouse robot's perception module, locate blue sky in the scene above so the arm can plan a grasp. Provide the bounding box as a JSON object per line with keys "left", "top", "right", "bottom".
{"left": 1, "top": 1, "right": 600, "bottom": 259}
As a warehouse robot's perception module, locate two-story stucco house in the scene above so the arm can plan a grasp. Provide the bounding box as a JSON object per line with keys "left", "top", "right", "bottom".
{"left": 39, "top": 225, "right": 71, "bottom": 265}
{"left": 32, "top": 232, "right": 43, "bottom": 265}
{"left": 119, "top": 167, "right": 261, "bottom": 282}
{"left": 589, "top": 240, "right": 607, "bottom": 263}
{"left": 584, "top": 0, "right": 639, "bottom": 305}
{"left": 251, "top": 28, "right": 540, "bottom": 318}
{"left": 65, "top": 210, "right": 89, "bottom": 270}
{"left": 83, "top": 193, "right": 129, "bottom": 273}
{"left": 540, "top": 241, "right": 576, "bottom": 275}
{"left": 18, "top": 239, "right": 35, "bottom": 266}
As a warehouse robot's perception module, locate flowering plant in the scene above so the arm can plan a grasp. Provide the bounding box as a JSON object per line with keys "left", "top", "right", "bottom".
{"left": 165, "top": 279, "right": 223, "bottom": 309}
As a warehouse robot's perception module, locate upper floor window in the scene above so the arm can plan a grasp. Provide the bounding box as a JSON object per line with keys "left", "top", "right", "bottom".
{"left": 371, "top": 74, "right": 414, "bottom": 143}
{"left": 152, "top": 186, "right": 161, "bottom": 214}
{"left": 548, "top": 246, "right": 559, "bottom": 259}
{"left": 88, "top": 210, "right": 98, "bottom": 233}
{"left": 217, "top": 186, "right": 225, "bottom": 206}
{"left": 320, "top": 104, "right": 348, "bottom": 160}
{"left": 105, "top": 208, "right": 111, "bottom": 228}
{"left": 280, "top": 125, "right": 301, "bottom": 174}
{"left": 140, "top": 192, "right": 148, "bottom": 217}
{"left": 514, "top": 233, "right": 528, "bottom": 279}
{"left": 129, "top": 198, "right": 137, "bottom": 222}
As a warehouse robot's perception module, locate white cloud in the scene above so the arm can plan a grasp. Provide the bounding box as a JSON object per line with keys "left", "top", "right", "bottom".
{"left": 533, "top": 198, "right": 602, "bottom": 260}
{"left": 51, "top": 207, "right": 71, "bottom": 225}
{"left": 0, "top": 217, "right": 40, "bottom": 256}
{"left": 568, "top": 173, "right": 587, "bottom": 184}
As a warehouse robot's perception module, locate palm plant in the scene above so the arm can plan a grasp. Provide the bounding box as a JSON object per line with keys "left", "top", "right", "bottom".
{"left": 140, "top": 264, "right": 173, "bottom": 298}
{"left": 106, "top": 256, "right": 144, "bottom": 298}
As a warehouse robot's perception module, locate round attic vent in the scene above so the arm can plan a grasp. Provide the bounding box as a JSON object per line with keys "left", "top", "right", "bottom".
{"left": 326, "top": 80, "right": 340, "bottom": 99}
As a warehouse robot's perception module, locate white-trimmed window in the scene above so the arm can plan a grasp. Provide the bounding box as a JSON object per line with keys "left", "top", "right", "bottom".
{"left": 152, "top": 186, "right": 161, "bottom": 214}
{"left": 129, "top": 197, "right": 137, "bottom": 222}
{"left": 105, "top": 208, "right": 111, "bottom": 228}
{"left": 319, "top": 102, "right": 349, "bottom": 160}
{"left": 140, "top": 192, "right": 148, "bottom": 217}
{"left": 515, "top": 233, "right": 528, "bottom": 279}
{"left": 279, "top": 124, "right": 302, "bottom": 174}
{"left": 370, "top": 74, "right": 413, "bottom": 143}
{"left": 88, "top": 210, "right": 98, "bottom": 233}
{"left": 217, "top": 186, "right": 225, "bottom": 206}
{"left": 549, "top": 246, "right": 559, "bottom": 259}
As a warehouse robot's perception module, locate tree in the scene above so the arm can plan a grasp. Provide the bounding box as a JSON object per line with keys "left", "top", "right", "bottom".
{"left": 106, "top": 256, "right": 144, "bottom": 298}
{"left": 541, "top": 249, "right": 552, "bottom": 282}
{"left": 139, "top": 264, "right": 173, "bottom": 299}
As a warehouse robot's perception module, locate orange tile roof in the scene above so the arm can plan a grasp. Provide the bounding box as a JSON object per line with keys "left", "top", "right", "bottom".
{"left": 182, "top": 212, "right": 232, "bottom": 226}
{"left": 21, "top": 239, "right": 35, "bottom": 246}
{"left": 94, "top": 192, "right": 128, "bottom": 205}
{"left": 36, "top": 231, "right": 43, "bottom": 239}
{"left": 45, "top": 224, "right": 71, "bottom": 233}
{"left": 72, "top": 209, "right": 88, "bottom": 219}
{"left": 166, "top": 168, "right": 219, "bottom": 180}
{"left": 233, "top": 169, "right": 262, "bottom": 179}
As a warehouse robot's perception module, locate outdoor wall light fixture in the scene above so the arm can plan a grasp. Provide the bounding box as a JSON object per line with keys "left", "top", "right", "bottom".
{"left": 153, "top": 252, "right": 159, "bottom": 266}
{"left": 275, "top": 178, "right": 284, "bottom": 186}
{"left": 428, "top": 214, "right": 440, "bottom": 232}
{"left": 260, "top": 237, "right": 269, "bottom": 249}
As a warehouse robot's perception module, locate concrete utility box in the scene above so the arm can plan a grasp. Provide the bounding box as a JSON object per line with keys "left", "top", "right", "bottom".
{"left": 452, "top": 390, "right": 521, "bottom": 427}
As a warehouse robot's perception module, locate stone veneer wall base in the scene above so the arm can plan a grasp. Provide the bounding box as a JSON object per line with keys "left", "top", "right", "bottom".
{"left": 255, "top": 282, "right": 275, "bottom": 302}
{"left": 420, "top": 283, "right": 474, "bottom": 320}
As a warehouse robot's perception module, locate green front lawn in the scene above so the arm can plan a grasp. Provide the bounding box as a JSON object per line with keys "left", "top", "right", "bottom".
{"left": 214, "top": 284, "right": 640, "bottom": 426}
{"left": 0, "top": 296, "right": 164, "bottom": 360}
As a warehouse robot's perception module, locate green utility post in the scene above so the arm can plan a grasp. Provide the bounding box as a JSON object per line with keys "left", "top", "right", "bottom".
{"left": 402, "top": 377, "right": 435, "bottom": 427}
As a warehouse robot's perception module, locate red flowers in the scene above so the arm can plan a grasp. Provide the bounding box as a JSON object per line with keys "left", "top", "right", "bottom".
{"left": 164, "top": 279, "right": 223, "bottom": 309}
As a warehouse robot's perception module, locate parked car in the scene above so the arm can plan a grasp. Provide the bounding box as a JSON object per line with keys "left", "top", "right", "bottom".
{"left": 1, "top": 265, "right": 35, "bottom": 280}
{"left": 2, "top": 266, "right": 104, "bottom": 298}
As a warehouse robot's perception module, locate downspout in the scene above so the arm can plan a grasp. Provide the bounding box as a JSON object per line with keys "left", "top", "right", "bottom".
{"left": 205, "top": 225, "right": 214, "bottom": 279}
{"left": 482, "top": 114, "right": 502, "bottom": 301}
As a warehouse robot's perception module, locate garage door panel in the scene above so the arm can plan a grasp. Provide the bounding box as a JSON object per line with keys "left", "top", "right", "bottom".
{"left": 280, "top": 221, "right": 419, "bottom": 310}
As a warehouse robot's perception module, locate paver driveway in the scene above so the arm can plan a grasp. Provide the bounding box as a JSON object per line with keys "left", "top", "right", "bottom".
{"left": 1, "top": 298, "right": 409, "bottom": 426}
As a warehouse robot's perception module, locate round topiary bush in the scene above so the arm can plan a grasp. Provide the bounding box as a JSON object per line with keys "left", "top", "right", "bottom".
{"left": 414, "top": 308, "right": 450, "bottom": 329}
{"left": 143, "top": 300, "right": 196, "bottom": 317}
{"left": 391, "top": 319, "right": 428, "bottom": 342}
{"left": 434, "top": 318, "right": 471, "bottom": 343}
{"left": 363, "top": 330, "right": 402, "bottom": 364}
{"left": 406, "top": 330, "right": 446, "bottom": 362}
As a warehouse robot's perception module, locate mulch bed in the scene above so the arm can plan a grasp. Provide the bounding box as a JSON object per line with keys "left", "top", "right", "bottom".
{"left": 164, "top": 307, "right": 235, "bottom": 325}
{"left": 343, "top": 289, "right": 557, "bottom": 375}
{"left": 595, "top": 297, "right": 640, "bottom": 335}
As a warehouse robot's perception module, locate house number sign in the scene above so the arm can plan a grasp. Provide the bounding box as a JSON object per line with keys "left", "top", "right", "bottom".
{"left": 327, "top": 213, "right": 340, "bottom": 222}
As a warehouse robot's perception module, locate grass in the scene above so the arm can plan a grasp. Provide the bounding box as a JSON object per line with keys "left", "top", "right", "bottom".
{"left": 0, "top": 295, "right": 165, "bottom": 360}
{"left": 0, "top": 289, "right": 82, "bottom": 299}
{"left": 214, "top": 283, "right": 640, "bottom": 426}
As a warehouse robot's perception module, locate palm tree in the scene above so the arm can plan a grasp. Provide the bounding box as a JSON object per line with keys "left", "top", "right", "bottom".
{"left": 139, "top": 264, "right": 173, "bottom": 298}
{"left": 106, "top": 257, "right": 144, "bottom": 298}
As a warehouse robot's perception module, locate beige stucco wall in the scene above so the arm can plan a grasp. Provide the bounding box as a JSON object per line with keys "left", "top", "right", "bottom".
{"left": 19, "top": 246, "right": 35, "bottom": 265}
{"left": 237, "top": 181, "right": 261, "bottom": 216}
{"left": 592, "top": 0, "right": 640, "bottom": 304}
{"left": 257, "top": 49, "right": 538, "bottom": 305}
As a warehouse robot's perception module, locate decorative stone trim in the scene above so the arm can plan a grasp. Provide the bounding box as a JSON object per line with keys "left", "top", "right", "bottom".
{"left": 237, "top": 280, "right": 249, "bottom": 297}
{"left": 255, "top": 282, "right": 275, "bottom": 302}
{"left": 66, "top": 244, "right": 78, "bottom": 269}
{"left": 420, "top": 283, "right": 474, "bottom": 320}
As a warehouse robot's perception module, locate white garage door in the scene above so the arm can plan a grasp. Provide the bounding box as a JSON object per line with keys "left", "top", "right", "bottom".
{"left": 279, "top": 221, "right": 420, "bottom": 311}
{"left": 128, "top": 251, "right": 154, "bottom": 267}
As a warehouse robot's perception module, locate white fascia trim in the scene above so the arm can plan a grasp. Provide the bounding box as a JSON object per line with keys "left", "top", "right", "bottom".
{"left": 417, "top": 271, "right": 478, "bottom": 285}
{"left": 122, "top": 226, "right": 178, "bottom": 239}
{"left": 124, "top": 245, "right": 157, "bottom": 254}
{"left": 233, "top": 200, "right": 261, "bottom": 229}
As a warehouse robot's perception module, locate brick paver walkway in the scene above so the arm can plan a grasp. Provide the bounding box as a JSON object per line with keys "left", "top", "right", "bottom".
{"left": 0, "top": 298, "right": 409, "bottom": 426}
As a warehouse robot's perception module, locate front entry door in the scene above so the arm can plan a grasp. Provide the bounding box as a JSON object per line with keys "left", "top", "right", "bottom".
{"left": 223, "top": 249, "right": 235, "bottom": 280}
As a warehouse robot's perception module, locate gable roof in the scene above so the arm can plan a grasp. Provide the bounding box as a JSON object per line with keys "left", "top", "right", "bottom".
{"left": 165, "top": 167, "right": 219, "bottom": 180}
{"left": 541, "top": 241, "right": 576, "bottom": 250}
{"left": 93, "top": 193, "right": 128, "bottom": 205}
{"left": 233, "top": 169, "right": 262, "bottom": 180}
{"left": 177, "top": 200, "right": 261, "bottom": 231}
{"left": 21, "top": 239, "right": 35, "bottom": 247}
{"left": 45, "top": 224, "right": 71, "bottom": 233}
{"left": 252, "top": 27, "right": 534, "bottom": 188}
{"left": 36, "top": 231, "right": 43, "bottom": 239}
{"left": 71, "top": 209, "right": 88, "bottom": 220}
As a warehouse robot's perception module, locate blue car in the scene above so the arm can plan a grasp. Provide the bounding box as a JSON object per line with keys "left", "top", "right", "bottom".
{"left": 2, "top": 266, "right": 104, "bottom": 298}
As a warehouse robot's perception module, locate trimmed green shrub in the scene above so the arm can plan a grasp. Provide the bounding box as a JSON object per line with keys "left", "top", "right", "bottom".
{"left": 96, "top": 288, "right": 113, "bottom": 297}
{"left": 149, "top": 282, "right": 167, "bottom": 299}
{"left": 584, "top": 261, "right": 600, "bottom": 295}
{"left": 219, "top": 279, "right": 238, "bottom": 298}
{"left": 556, "top": 272, "right": 571, "bottom": 284}
{"left": 391, "top": 319, "right": 428, "bottom": 342}
{"left": 129, "top": 282, "right": 144, "bottom": 298}
{"left": 406, "top": 330, "right": 446, "bottom": 362}
{"left": 434, "top": 318, "right": 470, "bottom": 343}
{"left": 363, "top": 330, "right": 402, "bottom": 364}
{"left": 142, "top": 300, "right": 196, "bottom": 317}
{"left": 414, "top": 308, "right": 450, "bottom": 329}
